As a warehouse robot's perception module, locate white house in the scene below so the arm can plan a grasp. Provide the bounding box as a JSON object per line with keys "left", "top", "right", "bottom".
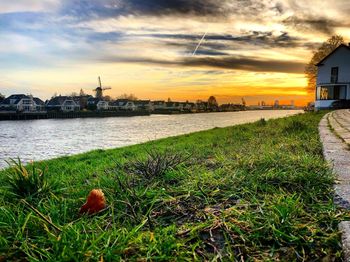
{"left": 46, "top": 96, "right": 80, "bottom": 112}
{"left": 97, "top": 101, "right": 109, "bottom": 110}
{"left": 109, "top": 99, "right": 136, "bottom": 111}
{"left": 134, "top": 100, "right": 154, "bottom": 112}
{"left": 316, "top": 44, "right": 350, "bottom": 109}
{"left": 0, "top": 94, "right": 45, "bottom": 112}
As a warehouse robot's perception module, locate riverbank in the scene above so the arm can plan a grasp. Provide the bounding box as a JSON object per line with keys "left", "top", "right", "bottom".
{"left": 0, "top": 110, "right": 151, "bottom": 121}
{"left": 0, "top": 111, "right": 347, "bottom": 260}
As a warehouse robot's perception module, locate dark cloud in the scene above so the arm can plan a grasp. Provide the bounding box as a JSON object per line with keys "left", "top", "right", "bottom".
{"left": 283, "top": 15, "right": 337, "bottom": 35}
{"left": 100, "top": 55, "right": 305, "bottom": 74}
{"left": 191, "top": 50, "right": 229, "bottom": 56}
{"left": 182, "top": 56, "right": 305, "bottom": 73}
{"left": 125, "top": 0, "right": 229, "bottom": 16}
{"left": 60, "top": 0, "right": 277, "bottom": 21}
{"left": 148, "top": 31, "right": 308, "bottom": 51}
{"left": 60, "top": 0, "right": 231, "bottom": 20}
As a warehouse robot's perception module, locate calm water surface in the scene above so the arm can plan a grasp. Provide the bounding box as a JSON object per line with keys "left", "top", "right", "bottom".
{"left": 0, "top": 110, "right": 302, "bottom": 168}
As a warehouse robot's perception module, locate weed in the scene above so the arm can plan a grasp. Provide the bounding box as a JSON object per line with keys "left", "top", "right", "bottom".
{"left": 5, "top": 158, "right": 54, "bottom": 199}
{"left": 258, "top": 117, "right": 267, "bottom": 126}
{"left": 126, "top": 149, "right": 188, "bottom": 179}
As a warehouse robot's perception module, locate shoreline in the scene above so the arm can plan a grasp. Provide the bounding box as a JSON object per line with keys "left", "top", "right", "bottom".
{"left": 0, "top": 108, "right": 302, "bottom": 121}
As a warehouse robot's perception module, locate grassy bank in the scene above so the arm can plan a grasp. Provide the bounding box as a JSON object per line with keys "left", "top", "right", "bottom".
{"left": 0, "top": 112, "right": 348, "bottom": 261}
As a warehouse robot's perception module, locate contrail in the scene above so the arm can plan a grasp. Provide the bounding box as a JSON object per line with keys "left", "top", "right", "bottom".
{"left": 176, "top": 31, "right": 207, "bottom": 79}
{"left": 191, "top": 31, "right": 207, "bottom": 56}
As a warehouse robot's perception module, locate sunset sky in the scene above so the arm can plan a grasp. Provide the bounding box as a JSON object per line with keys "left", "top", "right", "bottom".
{"left": 0, "top": 0, "right": 349, "bottom": 105}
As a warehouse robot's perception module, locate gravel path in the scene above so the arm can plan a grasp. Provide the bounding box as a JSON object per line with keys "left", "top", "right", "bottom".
{"left": 319, "top": 109, "right": 350, "bottom": 260}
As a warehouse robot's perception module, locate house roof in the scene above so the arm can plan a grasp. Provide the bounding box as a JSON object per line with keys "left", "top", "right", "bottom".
{"left": 316, "top": 44, "right": 350, "bottom": 66}
{"left": 1, "top": 94, "right": 28, "bottom": 105}
{"left": 33, "top": 97, "right": 45, "bottom": 105}
{"left": 134, "top": 100, "right": 151, "bottom": 105}
{"left": 87, "top": 97, "right": 101, "bottom": 104}
{"left": 110, "top": 100, "right": 128, "bottom": 106}
{"left": 47, "top": 96, "right": 76, "bottom": 106}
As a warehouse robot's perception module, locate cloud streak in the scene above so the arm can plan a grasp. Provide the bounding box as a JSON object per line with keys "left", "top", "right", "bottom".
{"left": 101, "top": 55, "right": 305, "bottom": 74}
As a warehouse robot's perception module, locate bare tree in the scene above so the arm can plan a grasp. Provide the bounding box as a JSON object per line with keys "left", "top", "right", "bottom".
{"left": 117, "top": 93, "right": 138, "bottom": 100}
{"left": 305, "top": 35, "right": 344, "bottom": 94}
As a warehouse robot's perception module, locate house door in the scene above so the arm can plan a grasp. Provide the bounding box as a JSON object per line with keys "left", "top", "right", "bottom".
{"left": 334, "top": 86, "right": 340, "bottom": 99}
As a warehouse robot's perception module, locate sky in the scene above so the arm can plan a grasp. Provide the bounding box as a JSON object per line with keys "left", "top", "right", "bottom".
{"left": 0, "top": 0, "right": 349, "bottom": 105}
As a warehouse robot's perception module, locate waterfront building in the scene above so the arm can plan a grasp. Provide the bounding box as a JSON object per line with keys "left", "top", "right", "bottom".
{"left": 109, "top": 99, "right": 136, "bottom": 111}
{"left": 153, "top": 101, "right": 166, "bottom": 110}
{"left": 164, "top": 101, "right": 183, "bottom": 111}
{"left": 134, "top": 100, "right": 154, "bottom": 112}
{"left": 0, "top": 94, "right": 45, "bottom": 112}
{"left": 316, "top": 44, "right": 350, "bottom": 109}
{"left": 46, "top": 96, "right": 80, "bottom": 112}
{"left": 180, "top": 102, "right": 196, "bottom": 112}
{"left": 97, "top": 101, "right": 109, "bottom": 110}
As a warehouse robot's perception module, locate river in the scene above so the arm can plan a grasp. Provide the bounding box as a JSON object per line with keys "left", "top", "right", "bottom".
{"left": 0, "top": 110, "right": 302, "bottom": 168}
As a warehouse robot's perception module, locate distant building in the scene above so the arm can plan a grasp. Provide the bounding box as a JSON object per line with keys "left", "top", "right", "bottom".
{"left": 220, "top": 103, "right": 245, "bottom": 111}
{"left": 134, "top": 100, "right": 154, "bottom": 112}
{"left": 165, "top": 102, "right": 183, "bottom": 111}
{"left": 0, "top": 94, "right": 45, "bottom": 112}
{"left": 87, "top": 97, "right": 100, "bottom": 110}
{"left": 109, "top": 99, "right": 136, "bottom": 111}
{"left": 74, "top": 95, "right": 93, "bottom": 110}
{"left": 180, "top": 102, "right": 196, "bottom": 112}
{"left": 153, "top": 101, "right": 166, "bottom": 110}
{"left": 46, "top": 96, "right": 80, "bottom": 112}
{"left": 315, "top": 44, "right": 350, "bottom": 109}
{"left": 195, "top": 101, "right": 208, "bottom": 112}
{"left": 97, "top": 101, "right": 109, "bottom": 110}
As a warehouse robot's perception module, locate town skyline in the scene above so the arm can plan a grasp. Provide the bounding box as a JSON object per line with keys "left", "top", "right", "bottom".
{"left": 2, "top": 1, "right": 350, "bottom": 105}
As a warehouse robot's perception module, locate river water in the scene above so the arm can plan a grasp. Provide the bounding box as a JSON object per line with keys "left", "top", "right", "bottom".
{"left": 0, "top": 110, "right": 302, "bottom": 168}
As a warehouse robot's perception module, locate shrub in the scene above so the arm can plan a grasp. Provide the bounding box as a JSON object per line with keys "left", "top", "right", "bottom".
{"left": 5, "top": 158, "right": 53, "bottom": 199}
{"left": 127, "top": 149, "right": 188, "bottom": 179}
{"left": 284, "top": 119, "right": 307, "bottom": 132}
{"left": 258, "top": 118, "right": 267, "bottom": 126}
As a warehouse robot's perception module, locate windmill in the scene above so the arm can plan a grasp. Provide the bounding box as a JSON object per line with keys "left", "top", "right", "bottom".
{"left": 93, "top": 76, "right": 111, "bottom": 99}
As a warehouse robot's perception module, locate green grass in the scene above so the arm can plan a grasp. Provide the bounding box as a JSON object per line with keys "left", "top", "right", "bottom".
{"left": 0, "top": 112, "right": 348, "bottom": 261}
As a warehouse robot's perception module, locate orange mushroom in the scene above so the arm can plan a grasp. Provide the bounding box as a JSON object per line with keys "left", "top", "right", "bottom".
{"left": 79, "top": 189, "right": 106, "bottom": 215}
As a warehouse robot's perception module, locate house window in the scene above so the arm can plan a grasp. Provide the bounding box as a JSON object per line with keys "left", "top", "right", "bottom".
{"left": 331, "top": 67, "right": 338, "bottom": 83}
{"left": 317, "top": 85, "right": 346, "bottom": 100}
{"left": 320, "top": 87, "right": 329, "bottom": 100}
